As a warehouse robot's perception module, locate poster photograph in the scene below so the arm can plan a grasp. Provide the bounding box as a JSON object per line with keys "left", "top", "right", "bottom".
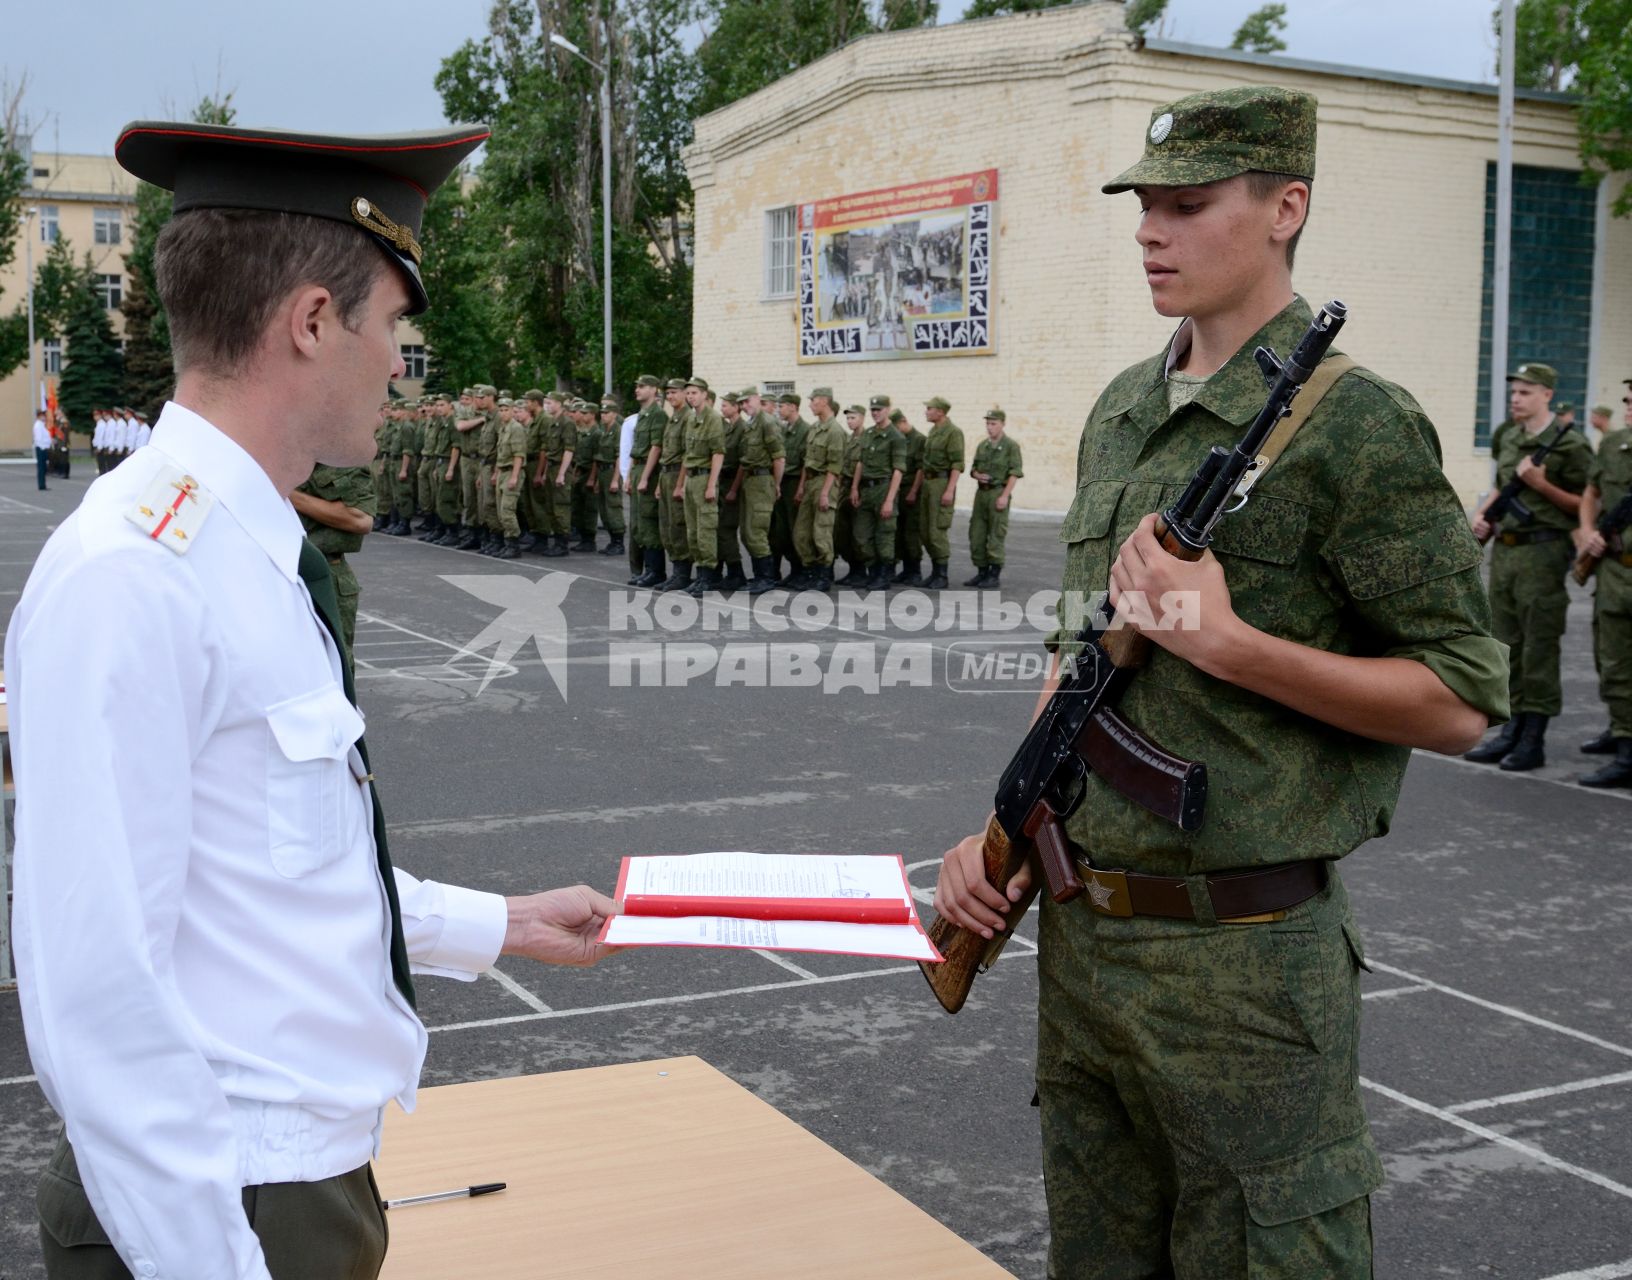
{"left": 797, "top": 169, "right": 997, "bottom": 364}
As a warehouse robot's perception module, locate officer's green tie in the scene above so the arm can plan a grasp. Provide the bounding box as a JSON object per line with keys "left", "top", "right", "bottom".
{"left": 295, "top": 537, "right": 417, "bottom": 1008}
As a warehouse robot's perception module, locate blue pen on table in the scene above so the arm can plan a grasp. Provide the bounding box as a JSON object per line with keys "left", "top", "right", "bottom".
{"left": 381, "top": 1181, "right": 507, "bottom": 1210}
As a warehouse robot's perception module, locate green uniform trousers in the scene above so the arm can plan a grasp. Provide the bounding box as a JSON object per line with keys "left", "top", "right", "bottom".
{"left": 853, "top": 483, "right": 897, "bottom": 565}
{"left": 969, "top": 487, "right": 1011, "bottom": 566}
{"left": 416, "top": 458, "right": 438, "bottom": 520}
{"left": 792, "top": 473, "right": 837, "bottom": 566}
{"left": 521, "top": 459, "right": 550, "bottom": 536}
{"left": 368, "top": 459, "right": 387, "bottom": 512}
{"left": 738, "top": 474, "right": 778, "bottom": 558}
{"left": 835, "top": 497, "right": 859, "bottom": 566}
{"left": 459, "top": 456, "right": 481, "bottom": 526}
{"left": 684, "top": 474, "right": 720, "bottom": 568}
{"left": 329, "top": 554, "right": 360, "bottom": 655}
{"left": 1036, "top": 873, "right": 1380, "bottom": 1280}
{"left": 435, "top": 461, "right": 459, "bottom": 526}
{"left": 627, "top": 489, "right": 644, "bottom": 571}
{"left": 37, "top": 1135, "right": 389, "bottom": 1280}
{"left": 919, "top": 481, "right": 955, "bottom": 562}
{"left": 394, "top": 465, "right": 416, "bottom": 518}
{"left": 634, "top": 483, "right": 661, "bottom": 551}
{"left": 474, "top": 463, "right": 496, "bottom": 532}
{"left": 1594, "top": 559, "right": 1632, "bottom": 736}
{"left": 572, "top": 474, "right": 595, "bottom": 534}
{"left": 596, "top": 473, "right": 626, "bottom": 537}
{"left": 716, "top": 492, "right": 741, "bottom": 567}
{"left": 494, "top": 472, "right": 522, "bottom": 538}
{"left": 1488, "top": 539, "right": 1573, "bottom": 716}
{"left": 659, "top": 470, "right": 688, "bottom": 561}
{"left": 896, "top": 494, "right": 923, "bottom": 564}
{"left": 773, "top": 474, "right": 801, "bottom": 563}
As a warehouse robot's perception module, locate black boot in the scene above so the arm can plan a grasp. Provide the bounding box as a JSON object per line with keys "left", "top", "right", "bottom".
{"left": 896, "top": 559, "right": 924, "bottom": 587}
{"left": 747, "top": 555, "right": 779, "bottom": 595}
{"left": 601, "top": 536, "right": 624, "bottom": 557}
{"left": 837, "top": 560, "right": 869, "bottom": 587}
{"left": 964, "top": 565, "right": 992, "bottom": 588}
{"left": 1499, "top": 713, "right": 1548, "bottom": 772}
{"left": 657, "top": 560, "right": 693, "bottom": 593}
{"left": 417, "top": 517, "right": 442, "bottom": 541}
{"left": 372, "top": 514, "right": 388, "bottom": 532}
{"left": 800, "top": 564, "right": 832, "bottom": 593}
{"left": 573, "top": 530, "right": 597, "bottom": 552}
{"left": 634, "top": 548, "right": 666, "bottom": 588}
{"left": 721, "top": 559, "right": 748, "bottom": 591}
{"left": 518, "top": 531, "right": 538, "bottom": 552}
{"left": 496, "top": 537, "right": 521, "bottom": 560}
{"left": 1578, "top": 739, "right": 1632, "bottom": 788}
{"left": 541, "top": 534, "right": 568, "bottom": 558}
{"left": 686, "top": 565, "right": 720, "bottom": 597}
{"left": 1463, "top": 717, "right": 1521, "bottom": 764}
{"left": 454, "top": 526, "right": 480, "bottom": 550}
{"left": 1582, "top": 726, "right": 1619, "bottom": 755}
{"left": 986, "top": 566, "right": 1002, "bottom": 588}
{"left": 924, "top": 561, "right": 950, "bottom": 590}
{"left": 387, "top": 519, "right": 412, "bottom": 536}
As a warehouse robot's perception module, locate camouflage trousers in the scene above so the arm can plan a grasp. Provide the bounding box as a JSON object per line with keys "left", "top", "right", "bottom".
{"left": 834, "top": 495, "right": 859, "bottom": 566}
{"left": 475, "top": 462, "right": 497, "bottom": 532}
{"left": 919, "top": 481, "right": 955, "bottom": 562}
{"left": 684, "top": 474, "right": 720, "bottom": 568}
{"left": 435, "top": 460, "right": 460, "bottom": 526}
{"left": 793, "top": 473, "right": 837, "bottom": 566}
{"left": 738, "top": 473, "right": 777, "bottom": 558}
{"left": 1036, "top": 870, "right": 1380, "bottom": 1279}
{"left": 572, "top": 473, "right": 595, "bottom": 535}
{"left": 596, "top": 472, "right": 626, "bottom": 537}
{"left": 522, "top": 461, "right": 553, "bottom": 536}
{"left": 634, "top": 483, "right": 661, "bottom": 550}
{"left": 969, "top": 487, "right": 1010, "bottom": 566}
{"left": 895, "top": 493, "right": 923, "bottom": 565}
{"left": 329, "top": 554, "right": 360, "bottom": 655}
{"left": 1595, "top": 558, "right": 1632, "bottom": 736}
{"left": 493, "top": 470, "right": 522, "bottom": 538}
{"left": 416, "top": 457, "right": 439, "bottom": 519}
{"left": 659, "top": 468, "right": 688, "bottom": 561}
{"left": 773, "top": 473, "right": 801, "bottom": 565}
{"left": 1489, "top": 539, "right": 1573, "bottom": 716}
{"left": 459, "top": 455, "right": 481, "bottom": 526}
{"left": 715, "top": 492, "right": 741, "bottom": 568}
{"left": 853, "top": 482, "right": 898, "bottom": 564}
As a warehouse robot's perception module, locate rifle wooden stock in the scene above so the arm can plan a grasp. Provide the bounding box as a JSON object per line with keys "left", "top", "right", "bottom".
{"left": 920, "top": 814, "right": 1040, "bottom": 1014}
{"left": 1572, "top": 549, "right": 1599, "bottom": 587}
{"left": 1100, "top": 515, "right": 1206, "bottom": 670}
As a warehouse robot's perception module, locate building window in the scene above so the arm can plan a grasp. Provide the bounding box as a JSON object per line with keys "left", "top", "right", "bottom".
{"left": 32, "top": 166, "right": 49, "bottom": 179}
{"left": 401, "top": 344, "right": 426, "bottom": 379}
{"left": 763, "top": 381, "right": 795, "bottom": 398}
{"left": 94, "top": 208, "right": 123, "bottom": 245}
{"left": 96, "top": 274, "right": 123, "bottom": 309}
{"left": 764, "top": 207, "right": 796, "bottom": 298}
{"left": 39, "top": 205, "right": 59, "bottom": 243}
{"left": 43, "top": 339, "right": 62, "bottom": 374}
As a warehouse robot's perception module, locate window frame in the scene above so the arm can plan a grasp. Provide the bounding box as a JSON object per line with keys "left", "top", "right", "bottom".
{"left": 400, "top": 344, "right": 427, "bottom": 380}
{"left": 763, "top": 207, "right": 797, "bottom": 300}
{"left": 96, "top": 273, "right": 123, "bottom": 310}
{"left": 42, "top": 339, "right": 62, "bottom": 374}
{"left": 93, "top": 207, "right": 123, "bottom": 246}
{"left": 39, "top": 205, "right": 59, "bottom": 243}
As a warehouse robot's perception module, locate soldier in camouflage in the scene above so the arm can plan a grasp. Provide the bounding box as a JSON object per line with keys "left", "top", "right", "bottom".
{"left": 1574, "top": 389, "right": 1632, "bottom": 787}
{"left": 835, "top": 404, "right": 868, "bottom": 586}
{"left": 715, "top": 390, "right": 748, "bottom": 589}
{"left": 918, "top": 395, "right": 964, "bottom": 589}
{"left": 965, "top": 407, "right": 1023, "bottom": 587}
{"left": 853, "top": 394, "right": 907, "bottom": 590}
{"left": 1464, "top": 362, "right": 1592, "bottom": 770}
{"left": 931, "top": 85, "right": 1508, "bottom": 1280}
{"left": 790, "top": 388, "right": 847, "bottom": 593}
{"left": 680, "top": 376, "right": 726, "bottom": 596}
{"left": 736, "top": 387, "right": 787, "bottom": 595}
{"left": 487, "top": 397, "right": 527, "bottom": 559}
{"left": 594, "top": 395, "right": 627, "bottom": 558}
{"left": 371, "top": 406, "right": 395, "bottom": 531}
{"left": 292, "top": 462, "right": 376, "bottom": 654}
{"left": 891, "top": 408, "right": 926, "bottom": 584}
{"left": 390, "top": 402, "right": 421, "bottom": 537}
{"left": 630, "top": 374, "right": 669, "bottom": 587}
{"left": 656, "top": 378, "right": 693, "bottom": 592}
{"left": 774, "top": 392, "right": 809, "bottom": 584}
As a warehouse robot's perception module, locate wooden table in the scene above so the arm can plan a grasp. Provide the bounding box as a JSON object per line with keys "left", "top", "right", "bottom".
{"left": 376, "top": 1056, "right": 1012, "bottom": 1279}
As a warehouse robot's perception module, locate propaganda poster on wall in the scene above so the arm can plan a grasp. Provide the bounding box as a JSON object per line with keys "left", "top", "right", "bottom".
{"left": 797, "top": 169, "right": 996, "bottom": 363}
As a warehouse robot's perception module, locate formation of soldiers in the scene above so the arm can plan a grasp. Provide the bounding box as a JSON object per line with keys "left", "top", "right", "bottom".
{"left": 370, "top": 379, "right": 1023, "bottom": 596}
{"left": 89, "top": 407, "right": 153, "bottom": 473}
{"left": 1464, "top": 364, "right": 1632, "bottom": 789}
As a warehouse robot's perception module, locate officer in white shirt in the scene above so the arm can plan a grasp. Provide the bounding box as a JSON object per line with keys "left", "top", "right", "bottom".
{"left": 32, "top": 413, "right": 51, "bottom": 489}
{"left": 133, "top": 411, "right": 152, "bottom": 450}
{"left": 8, "top": 119, "right": 620, "bottom": 1280}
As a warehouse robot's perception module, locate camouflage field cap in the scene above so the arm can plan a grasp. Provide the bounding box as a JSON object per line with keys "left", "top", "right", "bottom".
{"left": 984, "top": 406, "right": 1006, "bottom": 422}
{"left": 475, "top": 383, "right": 498, "bottom": 397}
{"left": 497, "top": 397, "right": 514, "bottom": 407}
{"left": 1507, "top": 362, "right": 1557, "bottom": 389}
{"left": 1593, "top": 403, "right": 1614, "bottom": 417}
{"left": 719, "top": 389, "right": 740, "bottom": 405}
{"left": 811, "top": 386, "right": 835, "bottom": 403}
{"left": 925, "top": 395, "right": 951, "bottom": 411}
{"left": 846, "top": 404, "right": 866, "bottom": 417}
{"left": 1101, "top": 85, "right": 1317, "bottom": 195}
{"left": 686, "top": 375, "right": 710, "bottom": 392}
{"left": 498, "top": 389, "right": 511, "bottom": 400}
{"left": 636, "top": 373, "right": 662, "bottom": 388}
{"left": 523, "top": 388, "right": 545, "bottom": 401}
{"left": 601, "top": 396, "right": 620, "bottom": 412}
{"left": 888, "top": 408, "right": 905, "bottom": 424}
{"left": 739, "top": 384, "right": 760, "bottom": 398}
{"left": 1556, "top": 401, "right": 1574, "bottom": 413}
{"left": 778, "top": 391, "right": 802, "bottom": 406}
{"left": 542, "top": 387, "right": 564, "bottom": 403}
{"left": 869, "top": 393, "right": 891, "bottom": 409}
{"left": 665, "top": 377, "right": 688, "bottom": 391}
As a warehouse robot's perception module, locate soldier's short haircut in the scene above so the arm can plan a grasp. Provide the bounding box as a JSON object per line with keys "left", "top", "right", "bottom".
{"left": 1243, "top": 172, "right": 1312, "bottom": 271}
{"left": 155, "top": 209, "right": 388, "bottom": 377}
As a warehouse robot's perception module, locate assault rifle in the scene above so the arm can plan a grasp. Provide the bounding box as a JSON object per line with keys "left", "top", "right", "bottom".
{"left": 1475, "top": 418, "right": 1577, "bottom": 546}
{"left": 921, "top": 300, "right": 1349, "bottom": 1015}
{"left": 1572, "top": 489, "right": 1632, "bottom": 586}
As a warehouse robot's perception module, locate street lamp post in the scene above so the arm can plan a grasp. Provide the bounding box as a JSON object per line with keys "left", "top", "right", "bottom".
{"left": 24, "top": 206, "right": 39, "bottom": 426}
{"left": 551, "top": 27, "right": 614, "bottom": 397}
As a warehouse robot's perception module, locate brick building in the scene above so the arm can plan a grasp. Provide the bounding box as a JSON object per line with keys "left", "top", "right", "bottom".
{"left": 682, "top": 0, "right": 1632, "bottom": 513}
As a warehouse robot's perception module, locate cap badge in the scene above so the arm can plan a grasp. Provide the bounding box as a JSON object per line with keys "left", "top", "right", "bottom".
{"left": 350, "top": 196, "right": 423, "bottom": 265}
{"left": 1150, "top": 113, "right": 1174, "bottom": 145}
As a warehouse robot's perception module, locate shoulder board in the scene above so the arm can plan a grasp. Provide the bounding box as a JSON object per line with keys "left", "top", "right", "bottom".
{"left": 125, "top": 466, "right": 217, "bottom": 554}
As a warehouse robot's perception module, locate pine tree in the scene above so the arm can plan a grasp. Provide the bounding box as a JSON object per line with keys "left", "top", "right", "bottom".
{"left": 59, "top": 258, "right": 124, "bottom": 436}
{"left": 120, "top": 182, "right": 176, "bottom": 418}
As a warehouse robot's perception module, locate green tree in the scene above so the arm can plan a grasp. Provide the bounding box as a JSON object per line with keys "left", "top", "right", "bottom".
{"left": 0, "top": 79, "right": 35, "bottom": 379}
{"left": 58, "top": 256, "right": 124, "bottom": 435}
{"left": 1123, "top": 0, "right": 1169, "bottom": 36}
{"left": 1232, "top": 2, "right": 1287, "bottom": 53}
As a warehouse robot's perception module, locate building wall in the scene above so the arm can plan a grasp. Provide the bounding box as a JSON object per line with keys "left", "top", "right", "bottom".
{"left": 685, "top": 0, "right": 1627, "bottom": 513}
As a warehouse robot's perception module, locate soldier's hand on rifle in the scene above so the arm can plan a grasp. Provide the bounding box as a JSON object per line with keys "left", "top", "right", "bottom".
{"left": 933, "top": 826, "right": 1032, "bottom": 940}
{"left": 1577, "top": 527, "right": 1607, "bottom": 558}
{"left": 1515, "top": 455, "right": 1546, "bottom": 490}
{"left": 1109, "top": 512, "right": 1240, "bottom": 672}
{"left": 1472, "top": 513, "right": 1492, "bottom": 541}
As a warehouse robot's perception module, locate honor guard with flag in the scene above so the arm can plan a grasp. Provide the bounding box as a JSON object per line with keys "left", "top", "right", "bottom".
{"left": 6, "top": 119, "right": 621, "bottom": 1280}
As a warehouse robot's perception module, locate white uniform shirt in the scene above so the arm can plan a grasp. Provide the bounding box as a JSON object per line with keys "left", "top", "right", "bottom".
{"left": 122, "top": 414, "right": 139, "bottom": 450}
{"left": 91, "top": 417, "right": 106, "bottom": 450}
{"left": 618, "top": 411, "right": 638, "bottom": 482}
{"left": 7, "top": 402, "right": 507, "bottom": 1280}
{"left": 32, "top": 417, "right": 51, "bottom": 450}
{"left": 135, "top": 419, "right": 153, "bottom": 448}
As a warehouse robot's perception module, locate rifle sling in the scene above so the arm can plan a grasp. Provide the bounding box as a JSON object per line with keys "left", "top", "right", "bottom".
{"left": 1234, "top": 354, "right": 1357, "bottom": 502}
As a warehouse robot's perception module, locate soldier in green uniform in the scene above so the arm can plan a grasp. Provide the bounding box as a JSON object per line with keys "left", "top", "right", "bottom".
{"left": 488, "top": 397, "right": 527, "bottom": 558}
{"left": 630, "top": 374, "right": 669, "bottom": 587}
{"left": 391, "top": 402, "right": 422, "bottom": 536}
{"left": 1464, "top": 362, "right": 1591, "bottom": 770}
{"left": 790, "top": 388, "right": 846, "bottom": 593}
{"left": 835, "top": 404, "right": 868, "bottom": 586}
{"left": 680, "top": 376, "right": 726, "bottom": 595}
{"left": 430, "top": 396, "right": 462, "bottom": 544}
{"left": 736, "top": 387, "right": 787, "bottom": 594}
{"left": 452, "top": 387, "right": 484, "bottom": 549}
{"left": 371, "top": 407, "right": 395, "bottom": 531}
{"left": 774, "top": 392, "right": 809, "bottom": 584}
{"left": 1575, "top": 391, "right": 1632, "bottom": 786}
{"left": 965, "top": 407, "right": 1024, "bottom": 587}
{"left": 292, "top": 463, "right": 377, "bottom": 653}
{"left": 656, "top": 378, "right": 695, "bottom": 591}
{"left": 891, "top": 408, "right": 926, "bottom": 584}
{"left": 931, "top": 85, "right": 1508, "bottom": 1280}
{"left": 594, "top": 395, "right": 627, "bottom": 557}
{"left": 569, "top": 400, "right": 598, "bottom": 550}
{"left": 918, "top": 395, "right": 964, "bottom": 589}
{"left": 534, "top": 390, "right": 575, "bottom": 557}
{"left": 515, "top": 390, "right": 547, "bottom": 552}
{"left": 415, "top": 397, "right": 447, "bottom": 542}
{"left": 715, "top": 390, "right": 749, "bottom": 589}
{"left": 854, "top": 394, "right": 907, "bottom": 589}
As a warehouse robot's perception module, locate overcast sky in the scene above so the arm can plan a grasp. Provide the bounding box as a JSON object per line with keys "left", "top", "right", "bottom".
{"left": 7, "top": 0, "right": 1501, "bottom": 157}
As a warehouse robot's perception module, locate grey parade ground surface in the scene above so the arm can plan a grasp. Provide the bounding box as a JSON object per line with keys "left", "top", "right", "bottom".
{"left": 0, "top": 460, "right": 1629, "bottom": 1279}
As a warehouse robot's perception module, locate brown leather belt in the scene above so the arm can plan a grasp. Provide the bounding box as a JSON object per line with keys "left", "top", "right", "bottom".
{"left": 1499, "top": 528, "right": 1565, "bottom": 546}
{"left": 1073, "top": 856, "right": 1327, "bottom": 924}
{"left": 858, "top": 476, "right": 889, "bottom": 488}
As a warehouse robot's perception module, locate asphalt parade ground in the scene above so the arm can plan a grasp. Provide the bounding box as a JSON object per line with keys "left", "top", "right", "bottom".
{"left": 0, "top": 458, "right": 1628, "bottom": 1279}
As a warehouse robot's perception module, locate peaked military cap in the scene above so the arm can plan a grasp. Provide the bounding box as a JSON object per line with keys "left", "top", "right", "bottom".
{"left": 738, "top": 385, "right": 760, "bottom": 398}
{"left": 1593, "top": 403, "right": 1613, "bottom": 417}
{"left": 601, "top": 396, "right": 621, "bottom": 412}
{"left": 1102, "top": 85, "right": 1316, "bottom": 195}
{"left": 114, "top": 121, "right": 489, "bottom": 315}
{"left": 846, "top": 404, "right": 866, "bottom": 417}
{"left": 1507, "top": 362, "right": 1557, "bottom": 389}
{"left": 811, "top": 386, "right": 835, "bottom": 402}
{"left": 869, "top": 394, "right": 891, "bottom": 409}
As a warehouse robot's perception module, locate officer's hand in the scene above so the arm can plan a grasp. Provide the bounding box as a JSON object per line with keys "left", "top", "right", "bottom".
{"left": 1516, "top": 456, "right": 1546, "bottom": 490}
{"left": 502, "top": 887, "right": 622, "bottom": 967}
{"left": 673, "top": 485, "right": 684, "bottom": 500}
{"left": 1109, "top": 513, "right": 1242, "bottom": 670}
{"left": 794, "top": 486, "right": 806, "bottom": 504}
{"left": 996, "top": 495, "right": 1009, "bottom": 512}
{"left": 933, "top": 827, "right": 1031, "bottom": 939}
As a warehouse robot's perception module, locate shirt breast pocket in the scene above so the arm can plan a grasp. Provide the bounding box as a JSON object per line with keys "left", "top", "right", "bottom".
{"left": 264, "top": 684, "right": 366, "bottom": 878}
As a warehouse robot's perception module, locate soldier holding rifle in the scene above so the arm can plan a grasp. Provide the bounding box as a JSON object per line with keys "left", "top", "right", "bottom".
{"left": 931, "top": 87, "right": 1507, "bottom": 1278}
{"left": 1572, "top": 383, "right": 1632, "bottom": 787}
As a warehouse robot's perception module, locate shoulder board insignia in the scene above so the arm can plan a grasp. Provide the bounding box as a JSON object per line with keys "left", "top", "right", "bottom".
{"left": 125, "top": 468, "right": 217, "bottom": 554}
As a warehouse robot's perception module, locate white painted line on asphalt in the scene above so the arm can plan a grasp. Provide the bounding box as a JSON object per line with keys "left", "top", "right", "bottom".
{"left": 484, "top": 965, "right": 552, "bottom": 1014}
{"left": 1361, "top": 1076, "right": 1632, "bottom": 1202}
{"left": 753, "top": 950, "right": 818, "bottom": 981}
{"left": 1371, "top": 961, "right": 1632, "bottom": 1060}
{"left": 1446, "top": 1069, "right": 1632, "bottom": 1115}
{"left": 0, "top": 1073, "right": 37, "bottom": 1087}
{"left": 426, "top": 964, "right": 920, "bottom": 1035}
{"left": 1539, "top": 1259, "right": 1632, "bottom": 1280}
{"left": 0, "top": 496, "right": 52, "bottom": 515}
{"left": 1360, "top": 983, "right": 1433, "bottom": 1001}
{"left": 1413, "top": 748, "right": 1632, "bottom": 802}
